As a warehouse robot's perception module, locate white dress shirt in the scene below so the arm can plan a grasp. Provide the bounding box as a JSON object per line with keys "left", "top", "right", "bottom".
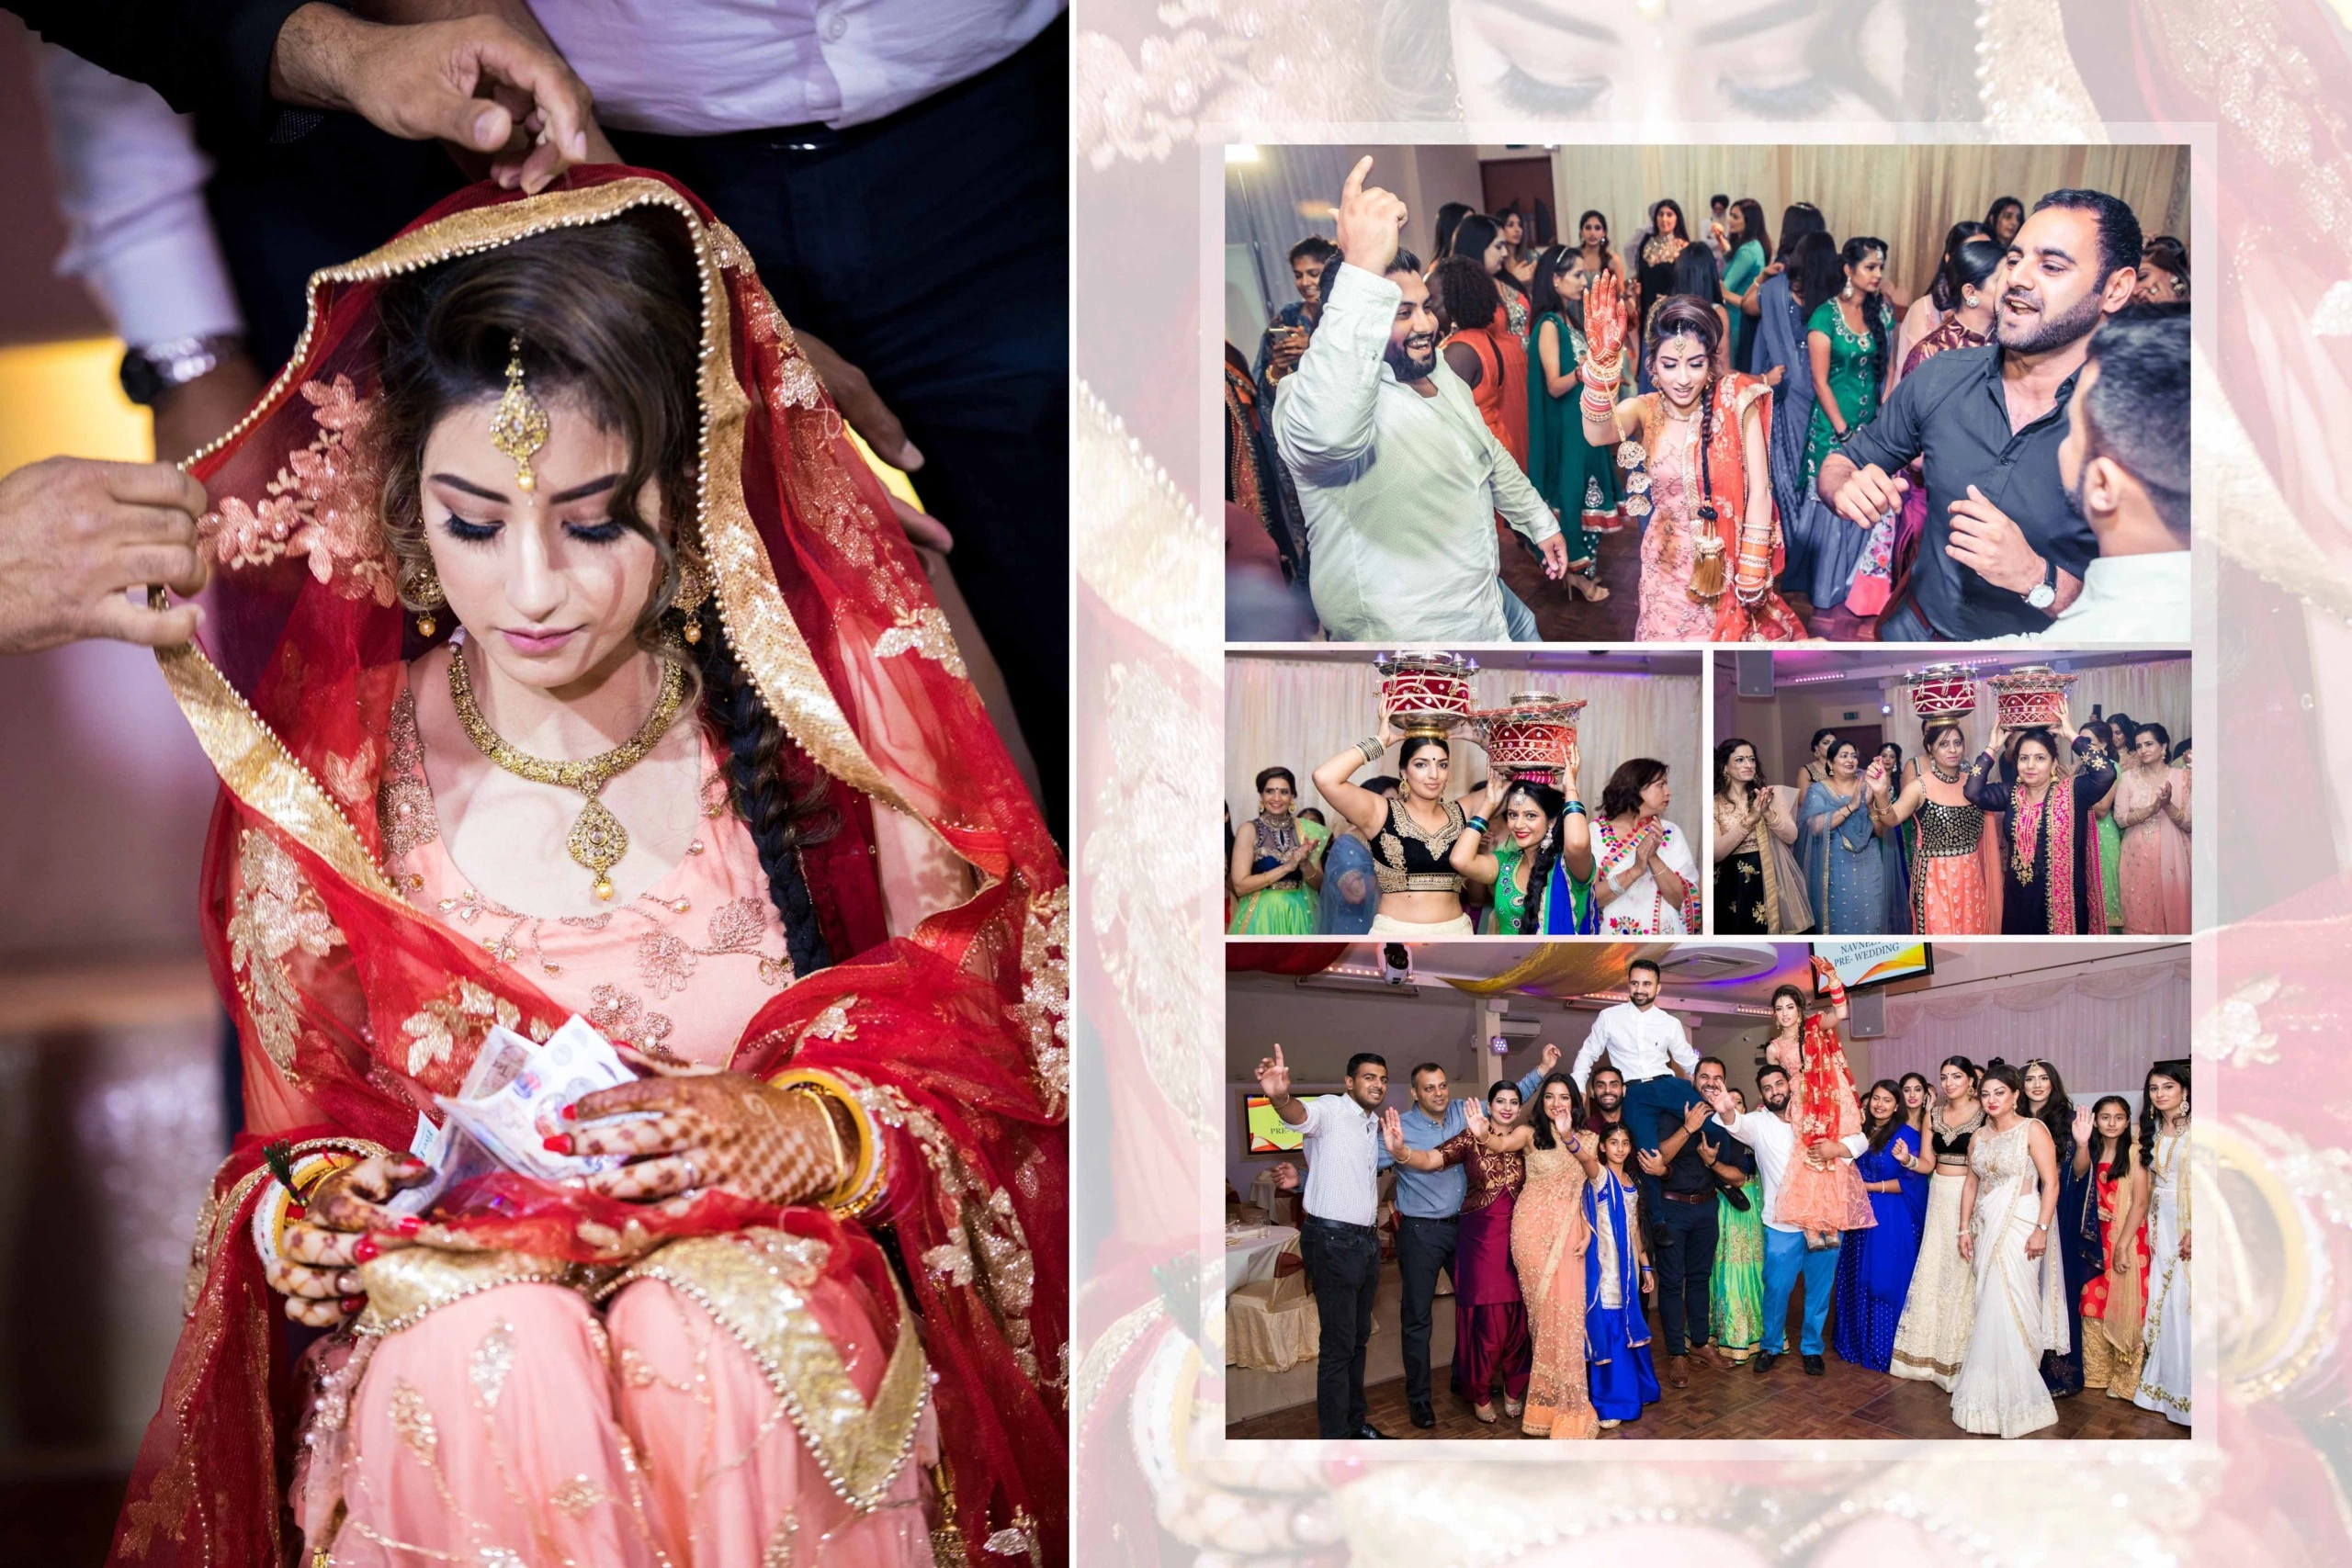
{"left": 1295, "top": 1091, "right": 1385, "bottom": 1227}
{"left": 534, "top": 0, "right": 1064, "bottom": 134}
{"left": 1992, "top": 551, "right": 2189, "bottom": 646}
{"left": 1272, "top": 263, "right": 1560, "bottom": 642}
{"left": 1570, "top": 1000, "right": 1697, "bottom": 1089}
{"left": 1717, "top": 1110, "right": 1869, "bottom": 1235}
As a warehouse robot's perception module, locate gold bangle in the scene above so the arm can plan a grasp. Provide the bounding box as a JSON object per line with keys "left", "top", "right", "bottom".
{"left": 767, "top": 1066, "right": 885, "bottom": 1218}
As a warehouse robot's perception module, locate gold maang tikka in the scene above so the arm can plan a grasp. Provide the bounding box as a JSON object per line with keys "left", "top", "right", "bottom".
{"left": 488, "top": 335, "right": 550, "bottom": 491}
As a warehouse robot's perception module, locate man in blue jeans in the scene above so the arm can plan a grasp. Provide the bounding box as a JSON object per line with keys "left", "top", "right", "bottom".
{"left": 1702, "top": 1065, "right": 1867, "bottom": 1376}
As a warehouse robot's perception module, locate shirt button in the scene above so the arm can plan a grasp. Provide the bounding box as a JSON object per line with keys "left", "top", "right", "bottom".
{"left": 822, "top": 11, "right": 848, "bottom": 40}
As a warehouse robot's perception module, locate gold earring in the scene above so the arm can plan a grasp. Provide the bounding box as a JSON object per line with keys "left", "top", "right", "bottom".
{"left": 412, "top": 566, "right": 447, "bottom": 638}
{"left": 673, "top": 554, "right": 712, "bottom": 645}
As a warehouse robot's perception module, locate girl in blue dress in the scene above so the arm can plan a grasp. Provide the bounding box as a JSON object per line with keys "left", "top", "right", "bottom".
{"left": 1586, "top": 1123, "right": 1662, "bottom": 1427}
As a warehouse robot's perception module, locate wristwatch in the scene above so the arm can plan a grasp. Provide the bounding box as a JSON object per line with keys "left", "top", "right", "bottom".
{"left": 2024, "top": 553, "right": 2058, "bottom": 612}
{"left": 119, "top": 334, "right": 243, "bottom": 407}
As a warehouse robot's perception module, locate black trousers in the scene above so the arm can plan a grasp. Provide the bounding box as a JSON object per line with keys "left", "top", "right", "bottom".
{"left": 1299, "top": 1214, "right": 1381, "bottom": 1438}
{"left": 1653, "top": 1193, "right": 1720, "bottom": 1357}
{"left": 1394, "top": 1214, "right": 1458, "bottom": 1407}
{"left": 616, "top": 21, "right": 1069, "bottom": 840}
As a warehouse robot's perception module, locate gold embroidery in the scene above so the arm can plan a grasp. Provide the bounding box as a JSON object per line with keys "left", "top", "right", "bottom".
{"left": 871, "top": 606, "right": 968, "bottom": 680}
{"left": 227, "top": 829, "right": 347, "bottom": 1071}
{"left": 982, "top": 1508, "right": 1044, "bottom": 1564}
{"left": 800, "top": 995, "right": 859, "bottom": 1045}
{"left": 321, "top": 745, "right": 376, "bottom": 810}
{"left": 355, "top": 1247, "right": 577, "bottom": 1336}
{"left": 377, "top": 688, "right": 440, "bottom": 866}
{"left": 707, "top": 220, "right": 754, "bottom": 276}
{"left": 618, "top": 1347, "right": 659, "bottom": 1387}
{"left": 549, "top": 1475, "right": 610, "bottom": 1515}
{"left": 469, "top": 1321, "right": 518, "bottom": 1410}
{"left": 1011, "top": 884, "right": 1069, "bottom": 1116}
{"left": 588, "top": 983, "right": 675, "bottom": 1052}
{"left": 923, "top": 1231, "right": 976, "bottom": 1288}
{"left": 636, "top": 927, "right": 699, "bottom": 998}
{"left": 387, "top": 1378, "right": 438, "bottom": 1468}
{"left": 603, "top": 1230, "right": 926, "bottom": 1511}
{"left": 197, "top": 376, "right": 399, "bottom": 605}
{"left": 400, "top": 978, "right": 521, "bottom": 1079}
{"left": 743, "top": 288, "right": 825, "bottom": 412}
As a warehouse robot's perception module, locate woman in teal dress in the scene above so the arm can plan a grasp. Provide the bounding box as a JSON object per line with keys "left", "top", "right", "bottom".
{"left": 1803, "top": 740, "right": 1892, "bottom": 934}
{"left": 1719, "top": 198, "right": 1772, "bottom": 372}
{"left": 1451, "top": 763, "right": 1600, "bottom": 934}
{"left": 1803, "top": 237, "right": 1896, "bottom": 487}
{"left": 1228, "top": 766, "right": 1322, "bottom": 932}
{"left": 2092, "top": 718, "right": 2128, "bottom": 931}
{"left": 1710, "top": 1087, "right": 1766, "bottom": 1364}
{"left": 1526, "top": 247, "right": 1622, "bottom": 599}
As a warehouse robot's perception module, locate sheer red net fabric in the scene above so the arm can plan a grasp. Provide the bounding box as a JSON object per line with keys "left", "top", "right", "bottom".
{"left": 110, "top": 170, "right": 1066, "bottom": 1566}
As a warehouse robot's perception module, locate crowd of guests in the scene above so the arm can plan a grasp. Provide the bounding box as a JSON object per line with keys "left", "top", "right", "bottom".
{"left": 1713, "top": 701, "right": 2190, "bottom": 936}
{"left": 1248, "top": 955, "right": 2192, "bottom": 1442}
{"left": 1224, "top": 159, "right": 2190, "bottom": 647}
{"left": 1228, "top": 741, "right": 1698, "bottom": 936}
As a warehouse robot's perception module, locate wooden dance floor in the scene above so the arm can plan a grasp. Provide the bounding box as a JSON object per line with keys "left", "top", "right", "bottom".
{"left": 1227, "top": 1300, "right": 2188, "bottom": 1441}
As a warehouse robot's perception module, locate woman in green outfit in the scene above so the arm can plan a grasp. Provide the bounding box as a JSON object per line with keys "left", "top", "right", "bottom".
{"left": 1228, "top": 766, "right": 1323, "bottom": 933}
{"left": 1803, "top": 236, "right": 1897, "bottom": 486}
{"left": 1527, "top": 247, "right": 1626, "bottom": 598}
{"left": 1719, "top": 198, "right": 1772, "bottom": 372}
{"left": 1709, "top": 1085, "right": 1769, "bottom": 1364}
{"left": 1448, "top": 752, "right": 1600, "bottom": 934}
{"left": 2091, "top": 718, "right": 2130, "bottom": 931}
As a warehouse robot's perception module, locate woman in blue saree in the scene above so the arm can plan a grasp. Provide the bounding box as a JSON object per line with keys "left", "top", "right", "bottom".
{"left": 1804, "top": 740, "right": 1891, "bottom": 934}
{"left": 1585, "top": 1124, "right": 1661, "bottom": 1427}
{"left": 1833, "top": 1081, "right": 1927, "bottom": 1371}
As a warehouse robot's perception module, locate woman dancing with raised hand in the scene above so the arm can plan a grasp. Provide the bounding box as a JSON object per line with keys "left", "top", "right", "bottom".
{"left": 1832, "top": 1080, "right": 1927, "bottom": 1372}
{"left": 1228, "top": 766, "right": 1323, "bottom": 933}
{"left": 1465, "top": 1075, "right": 1603, "bottom": 1438}
{"left": 1763, "top": 959, "right": 1874, "bottom": 1247}
{"left": 1712, "top": 737, "right": 1810, "bottom": 934}
{"left": 1449, "top": 749, "right": 1599, "bottom": 934}
{"left": 2075, "top": 1094, "right": 2152, "bottom": 1397}
{"left": 1867, "top": 718, "right": 1997, "bottom": 933}
{"left": 1527, "top": 246, "right": 1621, "bottom": 599}
{"left": 1951, "top": 1062, "right": 2071, "bottom": 1438}
{"left": 1577, "top": 269, "right": 1807, "bottom": 643}
{"left": 2132, "top": 1060, "right": 2192, "bottom": 1426}
{"left": 1890, "top": 1056, "right": 1985, "bottom": 1391}
{"left": 1314, "top": 703, "right": 1474, "bottom": 936}
{"left": 1963, "top": 716, "right": 2118, "bottom": 934}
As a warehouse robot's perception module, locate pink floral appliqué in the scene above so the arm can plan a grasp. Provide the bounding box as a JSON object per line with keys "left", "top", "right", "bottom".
{"left": 198, "top": 377, "right": 399, "bottom": 605}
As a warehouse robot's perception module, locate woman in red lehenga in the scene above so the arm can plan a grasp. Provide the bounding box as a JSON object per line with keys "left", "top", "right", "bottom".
{"left": 107, "top": 171, "right": 1065, "bottom": 1568}
{"left": 1576, "top": 274, "right": 1807, "bottom": 643}
{"left": 1769, "top": 959, "right": 1875, "bottom": 1246}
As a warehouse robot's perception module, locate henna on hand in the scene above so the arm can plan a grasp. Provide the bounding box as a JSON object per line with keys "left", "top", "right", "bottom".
{"left": 565, "top": 1072, "right": 850, "bottom": 1206}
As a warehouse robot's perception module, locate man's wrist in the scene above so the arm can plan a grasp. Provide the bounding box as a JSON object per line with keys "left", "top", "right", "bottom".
{"left": 270, "top": 4, "right": 367, "bottom": 111}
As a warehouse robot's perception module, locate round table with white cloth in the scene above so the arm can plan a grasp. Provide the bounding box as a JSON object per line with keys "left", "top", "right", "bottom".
{"left": 1225, "top": 1224, "right": 1299, "bottom": 1286}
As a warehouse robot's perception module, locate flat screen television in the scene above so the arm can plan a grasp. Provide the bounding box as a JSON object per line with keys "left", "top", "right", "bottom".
{"left": 1808, "top": 941, "right": 1933, "bottom": 991}
{"left": 1241, "top": 1091, "right": 1337, "bottom": 1154}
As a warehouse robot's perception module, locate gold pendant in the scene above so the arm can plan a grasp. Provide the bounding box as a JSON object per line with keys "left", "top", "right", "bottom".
{"left": 568, "top": 794, "right": 628, "bottom": 901}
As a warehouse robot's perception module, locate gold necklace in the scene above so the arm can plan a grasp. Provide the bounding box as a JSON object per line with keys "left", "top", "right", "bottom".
{"left": 447, "top": 650, "right": 689, "bottom": 901}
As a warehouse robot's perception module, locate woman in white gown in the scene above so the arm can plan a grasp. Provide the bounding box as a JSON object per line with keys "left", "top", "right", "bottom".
{"left": 2133, "top": 1059, "right": 2192, "bottom": 1426}
{"left": 1889, "top": 1057, "right": 1984, "bottom": 1390}
{"left": 1951, "top": 1061, "right": 2070, "bottom": 1438}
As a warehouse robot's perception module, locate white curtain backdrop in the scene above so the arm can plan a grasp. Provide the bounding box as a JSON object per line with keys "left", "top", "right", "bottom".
{"left": 1866, "top": 953, "right": 2189, "bottom": 1096}
{"left": 1882, "top": 657, "right": 2190, "bottom": 765}
{"left": 1227, "top": 657, "right": 1701, "bottom": 837}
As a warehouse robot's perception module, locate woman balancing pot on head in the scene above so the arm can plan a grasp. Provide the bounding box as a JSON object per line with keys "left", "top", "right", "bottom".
{"left": 1577, "top": 270, "right": 1807, "bottom": 642}
{"left": 119, "top": 175, "right": 1064, "bottom": 1567}
{"left": 1449, "top": 739, "right": 1600, "bottom": 934}
{"left": 1962, "top": 696, "right": 2119, "bottom": 934}
{"left": 1764, "top": 959, "right": 1876, "bottom": 1248}
{"left": 1314, "top": 699, "right": 1475, "bottom": 935}
{"left": 1866, "top": 714, "right": 2000, "bottom": 934}
{"left": 1227, "top": 766, "right": 1323, "bottom": 933}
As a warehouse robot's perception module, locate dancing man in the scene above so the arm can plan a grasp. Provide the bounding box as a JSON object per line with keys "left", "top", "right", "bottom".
{"left": 1820, "top": 189, "right": 2141, "bottom": 640}
{"left": 1274, "top": 157, "right": 1567, "bottom": 640}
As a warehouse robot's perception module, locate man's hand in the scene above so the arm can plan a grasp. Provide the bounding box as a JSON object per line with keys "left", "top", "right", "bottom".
{"left": 1256, "top": 1043, "right": 1292, "bottom": 1101}
{"left": 1537, "top": 533, "right": 1569, "bottom": 581}
{"left": 1636, "top": 1148, "right": 1668, "bottom": 1177}
{"left": 1827, "top": 459, "right": 1909, "bottom": 528}
{"left": 151, "top": 353, "right": 268, "bottom": 468}
{"left": 795, "top": 329, "right": 925, "bottom": 476}
{"left": 1700, "top": 1084, "right": 1739, "bottom": 1122}
{"left": 1539, "top": 1042, "right": 1561, "bottom": 1076}
{"left": 270, "top": 7, "right": 596, "bottom": 195}
{"left": 1333, "top": 156, "right": 1408, "bottom": 277}
{"left": 1272, "top": 1162, "right": 1300, "bottom": 1191}
{"left": 1697, "top": 1134, "right": 1720, "bottom": 1166}
{"left": 1945, "top": 485, "right": 2048, "bottom": 598}
{"left": 1683, "top": 1100, "right": 1712, "bottom": 1134}
{"left": 0, "top": 457, "right": 209, "bottom": 653}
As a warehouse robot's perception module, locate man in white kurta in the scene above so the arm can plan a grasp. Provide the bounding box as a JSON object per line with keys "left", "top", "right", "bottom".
{"left": 1272, "top": 164, "right": 1566, "bottom": 642}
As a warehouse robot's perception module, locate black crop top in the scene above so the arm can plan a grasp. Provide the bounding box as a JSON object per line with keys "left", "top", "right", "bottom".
{"left": 1931, "top": 1103, "right": 1985, "bottom": 1161}
{"left": 1374, "top": 799, "right": 1466, "bottom": 895}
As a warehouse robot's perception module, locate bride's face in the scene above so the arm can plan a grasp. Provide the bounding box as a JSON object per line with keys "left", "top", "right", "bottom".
{"left": 419, "top": 396, "right": 669, "bottom": 692}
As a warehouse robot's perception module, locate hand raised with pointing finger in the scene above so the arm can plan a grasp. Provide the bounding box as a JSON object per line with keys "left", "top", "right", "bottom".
{"left": 1256, "top": 1042, "right": 1293, "bottom": 1100}
{"left": 1333, "top": 156, "right": 1408, "bottom": 276}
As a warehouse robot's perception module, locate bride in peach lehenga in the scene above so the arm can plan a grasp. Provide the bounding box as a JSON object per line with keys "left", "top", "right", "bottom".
{"left": 107, "top": 172, "right": 1065, "bottom": 1568}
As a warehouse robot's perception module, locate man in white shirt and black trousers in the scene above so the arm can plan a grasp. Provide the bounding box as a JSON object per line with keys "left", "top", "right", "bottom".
{"left": 1701, "top": 1063, "right": 1870, "bottom": 1376}
{"left": 1255, "top": 1042, "right": 1396, "bottom": 1438}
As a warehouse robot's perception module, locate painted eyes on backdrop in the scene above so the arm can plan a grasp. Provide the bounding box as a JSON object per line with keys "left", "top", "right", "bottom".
{"left": 1448, "top": 0, "right": 1904, "bottom": 124}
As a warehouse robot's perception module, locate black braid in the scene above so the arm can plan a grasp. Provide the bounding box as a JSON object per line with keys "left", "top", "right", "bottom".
{"left": 1696, "top": 371, "right": 1719, "bottom": 511}
{"left": 1520, "top": 813, "right": 1561, "bottom": 935}
{"left": 691, "top": 618, "right": 837, "bottom": 976}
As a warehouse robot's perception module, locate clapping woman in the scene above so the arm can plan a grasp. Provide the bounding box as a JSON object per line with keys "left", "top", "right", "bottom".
{"left": 1591, "top": 758, "right": 1701, "bottom": 935}
{"left": 1803, "top": 740, "right": 1890, "bottom": 934}
{"left": 1712, "top": 737, "right": 1811, "bottom": 934}
{"left": 2114, "top": 721, "right": 2192, "bottom": 934}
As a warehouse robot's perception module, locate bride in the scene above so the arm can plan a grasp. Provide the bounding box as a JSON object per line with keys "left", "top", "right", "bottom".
{"left": 111, "top": 173, "right": 1065, "bottom": 1567}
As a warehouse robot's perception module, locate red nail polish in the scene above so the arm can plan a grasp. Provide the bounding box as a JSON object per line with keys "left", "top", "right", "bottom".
{"left": 286, "top": 1201, "right": 306, "bottom": 1221}
{"left": 560, "top": 1103, "right": 578, "bottom": 1121}
{"left": 354, "top": 1237, "right": 379, "bottom": 1263}
{"left": 544, "top": 1134, "right": 573, "bottom": 1155}
{"left": 394, "top": 1216, "right": 423, "bottom": 1237}
{"left": 341, "top": 1296, "right": 367, "bottom": 1313}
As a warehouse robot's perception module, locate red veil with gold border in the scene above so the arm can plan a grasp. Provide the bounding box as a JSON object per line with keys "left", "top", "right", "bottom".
{"left": 107, "top": 170, "right": 1067, "bottom": 1567}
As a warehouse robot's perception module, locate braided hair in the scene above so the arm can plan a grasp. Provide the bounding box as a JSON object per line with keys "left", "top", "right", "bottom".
{"left": 1503, "top": 780, "right": 1568, "bottom": 934}
{"left": 1841, "top": 237, "right": 1892, "bottom": 394}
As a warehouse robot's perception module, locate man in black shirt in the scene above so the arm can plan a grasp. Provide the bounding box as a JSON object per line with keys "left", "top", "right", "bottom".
{"left": 1638, "top": 1055, "right": 1744, "bottom": 1385}
{"left": 1820, "top": 189, "right": 2143, "bottom": 640}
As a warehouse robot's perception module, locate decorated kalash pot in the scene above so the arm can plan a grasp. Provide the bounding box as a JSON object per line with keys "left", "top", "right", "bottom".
{"left": 1910, "top": 663, "right": 1980, "bottom": 721}
{"left": 1985, "top": 663, "right": 2078, "bottom": 730}
{"left": 1374, "top": 649, "right": 1477, "bottom": 739}
{"left": 1467, "top": 691, "right": 1589, "bottom": 784}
